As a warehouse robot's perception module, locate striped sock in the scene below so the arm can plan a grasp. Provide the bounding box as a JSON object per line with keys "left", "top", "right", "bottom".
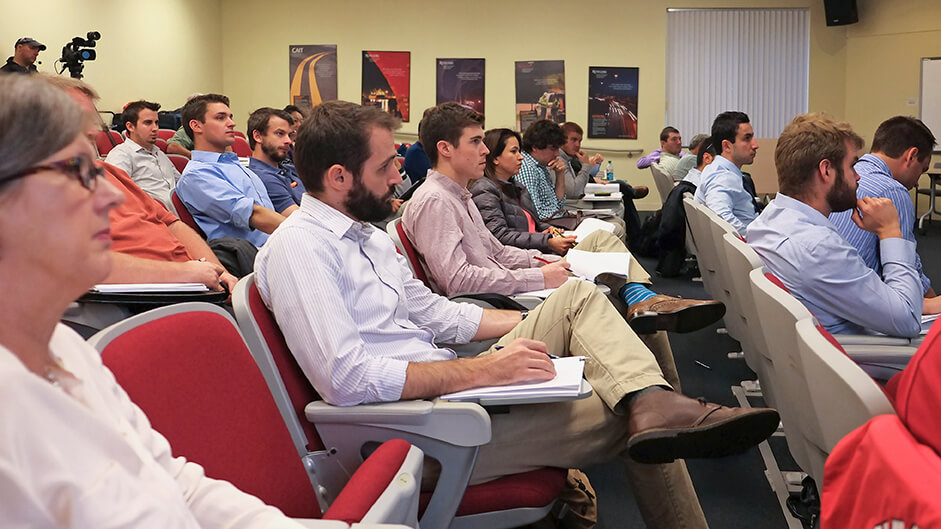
{"left": 620, "top": 283, "right": 657, "bottom": 306}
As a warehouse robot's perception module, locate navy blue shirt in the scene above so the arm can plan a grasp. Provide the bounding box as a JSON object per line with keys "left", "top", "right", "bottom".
{"left": 403, "top": 142, "right": 431, "bottom": 184}
{"left": 248, "top": 157, "right": 306, "bottom": 213}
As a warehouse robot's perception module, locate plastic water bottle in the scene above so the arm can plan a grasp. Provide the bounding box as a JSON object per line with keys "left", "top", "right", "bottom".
{"left": 605, "top": 161, "right": 614, "bottom": 181}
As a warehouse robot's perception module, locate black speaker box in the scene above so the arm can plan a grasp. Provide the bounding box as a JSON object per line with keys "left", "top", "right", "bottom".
{"left": 824, "top": 0, "right": 859, "bottom": 26}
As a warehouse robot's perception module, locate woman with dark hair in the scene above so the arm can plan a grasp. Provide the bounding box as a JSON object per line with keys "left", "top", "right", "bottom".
{"left": 470, "top": 128, "right": 576, "bottom": 255}
{"left": 0, "top": 74, "right": 306, "bottom": 528}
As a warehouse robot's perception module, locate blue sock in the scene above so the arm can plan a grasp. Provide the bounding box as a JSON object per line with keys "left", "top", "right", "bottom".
{"left": 620, "top": 283, "right": 657, "bottom": 306}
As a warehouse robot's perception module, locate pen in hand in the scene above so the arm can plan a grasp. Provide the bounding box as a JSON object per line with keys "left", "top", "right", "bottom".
{"left": 494, "top": 345, "right": 558, "bottom": 359}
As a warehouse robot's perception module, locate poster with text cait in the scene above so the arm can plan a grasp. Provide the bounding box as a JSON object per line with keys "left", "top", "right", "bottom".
{"left": 515, "top": 60, "right": 565, "bottom": 132}
{"left": 289, "top": 45, "right": 337, "bottom": 110}
{"left": 362, "top": 51, "right": 410, "bottom": 121}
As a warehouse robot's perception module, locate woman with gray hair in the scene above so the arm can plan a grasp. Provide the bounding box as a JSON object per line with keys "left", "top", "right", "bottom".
{"left": 0, "top": 74, "right": 305, "bottom": 527}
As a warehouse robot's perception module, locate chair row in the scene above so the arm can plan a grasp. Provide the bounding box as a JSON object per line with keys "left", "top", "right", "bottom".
{"left": 682, "top": 195, "right": 906, "bottom": 487}
{"left": 85, "top": 272, "right": 572, "bottom": 529}
{"left": 95, "top": 129, "right": 251, "bottom": 157}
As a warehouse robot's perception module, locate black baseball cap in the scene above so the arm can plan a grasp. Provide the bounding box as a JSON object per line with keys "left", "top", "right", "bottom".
{"left": 15, "top": 37, "right": 46, "bottom": 51}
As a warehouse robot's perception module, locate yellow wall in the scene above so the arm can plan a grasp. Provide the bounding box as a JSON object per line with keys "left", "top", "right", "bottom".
{"left": 8, "top": 0, "right": 940, "bottom": 208}
{"left": 0, "top": 0, "right": 223, "bottom": 118}
{"left": 842, "top": 0, "right": 941, "bottom": 212}
{"left": 220, "top": 0, "right": 846, "bottom": 209}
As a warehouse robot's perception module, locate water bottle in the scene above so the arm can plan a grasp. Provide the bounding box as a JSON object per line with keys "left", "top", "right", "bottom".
{"left": 605, "top": 161, "right": 614, "bottom": 181}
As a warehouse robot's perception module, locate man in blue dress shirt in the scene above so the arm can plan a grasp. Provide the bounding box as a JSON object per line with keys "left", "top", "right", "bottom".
{"left": 176, "top": 94, "right": 288, "bottom": 246}
{"left": 695, "top": 111, "right": 760, "bottom": 234}
{"left": 829, "top": 116, "right": 936, "bottom": 302}
{"left": 748, "top": 113, "right": 935, "bottom": 338}
{"left": 247, "top": 107, "right": 306, "bottom": 216}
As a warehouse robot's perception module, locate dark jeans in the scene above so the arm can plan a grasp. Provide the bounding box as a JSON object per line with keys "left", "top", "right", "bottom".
{"left": 613, "top": 180, "right": 643, "bottom": 245}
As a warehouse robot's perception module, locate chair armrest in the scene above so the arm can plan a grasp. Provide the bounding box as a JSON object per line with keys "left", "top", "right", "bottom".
{"left": 835, "top": 334, "right": 911, "bottom": 346}
{"left": 306, "top": 400, "right": 491, "bottom": 447}
{"left": 307, "top": 400, "right": 490, "bottom": 529}
{"left": 843, "top": 344, "right": 917, "bottom": 365}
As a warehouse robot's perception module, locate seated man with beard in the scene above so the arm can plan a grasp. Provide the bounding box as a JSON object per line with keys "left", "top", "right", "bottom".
{"left": 247, "top": 107, "right": 305, "bottom": 215}
{"left": 747, "top": 113, "right": 923, "bottom": 338}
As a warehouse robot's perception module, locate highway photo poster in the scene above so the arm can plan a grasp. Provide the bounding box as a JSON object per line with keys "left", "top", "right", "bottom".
{"left": 588, "top": 66, "right": 639, "bottom": 139}
{"left": 362, "top": 51, "right": 411, "bottom": 121}
{"left": 289, "top": 45, "right": 338, "bottom": 109}
{"left": 515, "top": 60, "right": 565, "bottom": 131}
{"left": 436, "top": 58, "right": 485, "bottom": 114}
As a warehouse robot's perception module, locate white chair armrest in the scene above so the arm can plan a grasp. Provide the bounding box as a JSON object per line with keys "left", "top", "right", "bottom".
{"left": 835, "top": 334, "right": 911, "bottom": 346}
{"left": 305, "top": 400, "right": 490, "bottom": 447}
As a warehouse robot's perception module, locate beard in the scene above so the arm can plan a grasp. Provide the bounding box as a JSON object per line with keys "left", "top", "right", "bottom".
{"left": 261, "top": 141, "right": 287, "bottom": 164}
{"left": 826, "top": 166, "right": 858, "bottom": 213}
{"left": 345, "top": 178, "right": 395, "bottom": 223}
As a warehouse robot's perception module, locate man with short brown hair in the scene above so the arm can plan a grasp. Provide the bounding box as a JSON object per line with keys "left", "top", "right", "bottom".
{"left": 748, "top": 113, "right": 937, "bottom": 337}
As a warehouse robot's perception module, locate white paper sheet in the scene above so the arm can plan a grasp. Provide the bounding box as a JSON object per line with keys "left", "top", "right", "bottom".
{"left": 441, "top": 356, "right": 585, "bottom": 401}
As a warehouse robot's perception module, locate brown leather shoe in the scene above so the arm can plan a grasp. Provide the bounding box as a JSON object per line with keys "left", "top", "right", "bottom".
{"left": 626, "top": 295, "right": 725, "bottom": 334}
{"left": 632, "top": 186, "right": 650, "bottom": 199}
{"left": 627, "top": 390, "right": 779, "bottom": 464}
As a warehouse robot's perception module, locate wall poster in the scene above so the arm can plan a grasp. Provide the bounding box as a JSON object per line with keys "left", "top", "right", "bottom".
{"left": 362, "top": 51, "right": 410, "bottom": 121}
{"left": 436, "top": 58, "right": 485, "bottom": 114}
{"left": 515, "top": 60, "right": 565, "bottom": 131}
{"left": 289, "top": 45, "right": 338, "bottom": 110}
{"left": 587, "top": 66, "right": 639, "bottom": 139}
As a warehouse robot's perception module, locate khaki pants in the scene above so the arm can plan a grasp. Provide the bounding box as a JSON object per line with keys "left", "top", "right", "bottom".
{"left": 471, "top": 280, "right": 708, "bottom": 529}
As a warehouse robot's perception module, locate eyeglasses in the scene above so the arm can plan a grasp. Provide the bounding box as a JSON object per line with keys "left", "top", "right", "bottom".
{"left": 2, "top": 157, "right": 103, "bottom": 191}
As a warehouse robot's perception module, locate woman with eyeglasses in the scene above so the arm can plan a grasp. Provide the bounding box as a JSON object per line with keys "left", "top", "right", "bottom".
{"left": 0, "top": 75, "right": 304, "bottom": 527}
{"left": 470, "top": 128, "right": 577, "bottom": 255}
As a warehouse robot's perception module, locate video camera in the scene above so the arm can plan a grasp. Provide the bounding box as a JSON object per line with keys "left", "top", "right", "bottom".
{"left": 58, "top": 31, "right": 101, "bottom": 79}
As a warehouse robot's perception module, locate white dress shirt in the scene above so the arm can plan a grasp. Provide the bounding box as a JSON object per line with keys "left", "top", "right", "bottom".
{"left": 255, "top": 194, "right": 484, "bottom": 407}
{"left": 0, "top": 324, "right": 301, "bottom": 529}
{"left": 105, "top": 137, "right": 181, "bottom": 212}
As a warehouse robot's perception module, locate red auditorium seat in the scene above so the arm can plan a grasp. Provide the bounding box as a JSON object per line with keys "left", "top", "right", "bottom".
{"left": 95, "top": 130, "right": 124, "bottom": 156}
{"left": 167, "top": 154, "right": 189, "bottom": 174}
{"left": 232, "top": 136, "right": 252, "bottom": 157}
{"left": 91, "top": 303, "right": 422, "bottom": 525}
{"left": 232, "top": 274, "right": 567, "bottom": 529}
{"left": 157, "top": 128, "right": 176, "bottom": 141}
{"left": 171, "top": 190, "right": 206, "bottom": 239}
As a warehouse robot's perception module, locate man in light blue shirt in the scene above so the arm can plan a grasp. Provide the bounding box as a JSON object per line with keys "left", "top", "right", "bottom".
{"left": 247, "top": 107, "right": 306, "bottom": 216}
{"left": 748, "top": 113, "right": 930, "bottom": 338}
{"left": 695, "top": 111, "right": 760, "bottom": 234}
{"left": 176, "top": 94, "right": 287, "bottom": 246}
{"left": 829, "top": 116, "right": 936, "bottom": 300}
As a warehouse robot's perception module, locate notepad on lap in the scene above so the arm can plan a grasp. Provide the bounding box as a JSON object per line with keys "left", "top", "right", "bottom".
{"left": 90, "top": 283, "right": 210, "bottom": 293}
{"left": 441, "top": 356, "right": 585, "bottom": 401}
{"left": 565, "top": 249, "right": 631, "bottom": 281}
{"left": 563, "top": 217, "right": 615, "bottom": 241}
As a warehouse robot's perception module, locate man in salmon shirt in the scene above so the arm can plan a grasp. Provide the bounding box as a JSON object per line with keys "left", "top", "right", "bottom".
{"left": 41, "top": 75, "right": 235, "bottom": 293}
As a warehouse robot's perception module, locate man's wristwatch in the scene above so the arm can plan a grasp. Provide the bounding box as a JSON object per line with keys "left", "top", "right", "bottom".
{"left": 520, "top": 311, "right": 529, "bottom": 321}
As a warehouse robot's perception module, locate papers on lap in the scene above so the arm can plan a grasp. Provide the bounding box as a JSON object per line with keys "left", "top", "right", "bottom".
{"left": 516, "top": 277, "right": 589, "bottom": 298}
{"left": 563, "top": 217, "right": 615, "bottom": 242}
{"left": 565, "top": 249, "right": 631, "bottom": 281}
{"left": 90, "top": 283, "right": 210, "bottom": 293}
{"left": 441, "top": 356, "right": 585, "bottom": 401}
{"left": 921, "top": 313, "right": 939, "bottom": 335}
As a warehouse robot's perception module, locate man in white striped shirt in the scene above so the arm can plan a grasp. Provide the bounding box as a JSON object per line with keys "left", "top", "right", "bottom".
{"left": 255, "top": 101, "right": 778, "bottom": 529}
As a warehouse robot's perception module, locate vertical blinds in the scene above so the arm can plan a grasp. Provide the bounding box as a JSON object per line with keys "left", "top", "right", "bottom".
{"left": 666, "top": 8, "right": 810, "bottom": 139}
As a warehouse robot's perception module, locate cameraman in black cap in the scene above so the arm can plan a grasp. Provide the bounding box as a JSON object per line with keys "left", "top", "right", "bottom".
{"left": 1, "top": 37, "right": 45, "bottom": 74}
